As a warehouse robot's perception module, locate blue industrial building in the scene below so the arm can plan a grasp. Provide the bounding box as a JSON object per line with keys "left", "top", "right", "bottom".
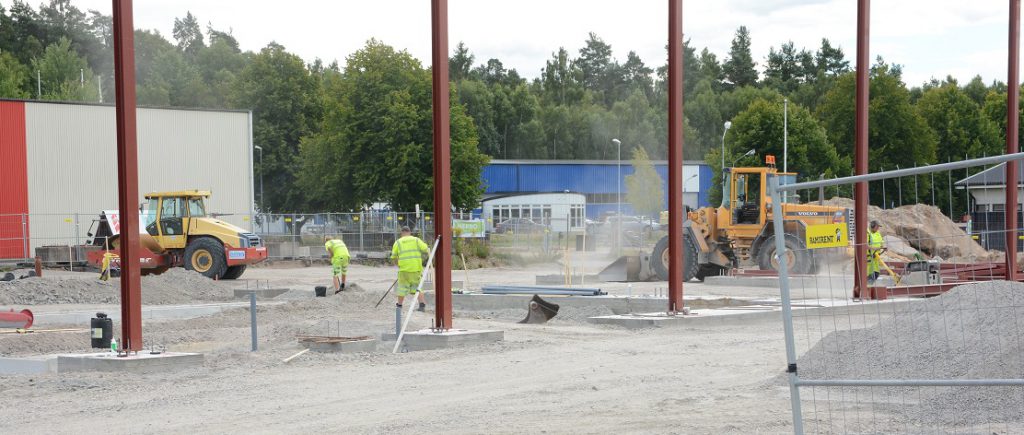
{"left": 480, "top": 160, "right": 713, "bottom": 219}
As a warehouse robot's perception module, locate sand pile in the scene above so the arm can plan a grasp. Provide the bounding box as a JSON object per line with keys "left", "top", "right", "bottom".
{"left": 824, "top": 198, "right": 994, "bottom": 260}
{"left": 797, "top": 281, "right": 1024, "bottom": 425}
{"left": 0, "top": 268, "right": 237, "bottom": 305}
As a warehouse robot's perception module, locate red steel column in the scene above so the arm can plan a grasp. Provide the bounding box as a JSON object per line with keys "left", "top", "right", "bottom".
{"left": 112, "top": 0, "right": 142, "bottom": 350}
{"left": 431, "top": 0, "right": 453, "bottom": 329}
{"left": 1006, "top": 0, "right": 1020, "bottom": 281}
{"left": 853, "top": 0, "right": 870, "bottom": 298}
{"left": 667, "top": 0, "right": 684, "bottom": 313}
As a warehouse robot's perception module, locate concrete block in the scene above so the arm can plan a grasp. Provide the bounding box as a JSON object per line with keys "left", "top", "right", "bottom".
{"left": 58, "top": 352, "right": 203, "bottom": 373}
{"left": 398, "top": 329, "right": 503, "bottom": 352}
{"left": 299, "top": 336, "right": 377, "bottom": 353}
{"left": 586, "top": 312, "right": 690, "bottom": 329}
{"left": 0, "top": 355, "right": 59, "bottom": 375}
{"left": 421, "top": 280, "right": 464, "bottom": 291}
{"left": 534, "top": 274, "right": 601, "bottom": 285}
{"left": 233, "top": 288, "right": 290, "bottom": 299}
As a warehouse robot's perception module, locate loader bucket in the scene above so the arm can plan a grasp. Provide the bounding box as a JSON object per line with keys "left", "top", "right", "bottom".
{"left": 518, "top": 294, "right": 560, "bottom": 324}
{"left": 597, "top": 254, "right": 656, "bottom": 282}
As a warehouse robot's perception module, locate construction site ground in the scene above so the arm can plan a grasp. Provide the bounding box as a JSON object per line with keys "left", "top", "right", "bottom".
{"left": 0, "top": 261, "right": 962, "bottom": 433}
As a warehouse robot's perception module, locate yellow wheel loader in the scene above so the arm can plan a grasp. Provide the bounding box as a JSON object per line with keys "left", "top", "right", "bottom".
{"left": 600, "top": 157, "right": 852, "bottom": 282}
{"left": 86, "top": 190, "right": 267, "bottom": 279}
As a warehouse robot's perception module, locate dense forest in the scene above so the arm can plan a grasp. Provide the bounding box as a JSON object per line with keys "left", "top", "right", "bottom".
{"left": 1, "top": 1, "right": 1020, "bottom": 216}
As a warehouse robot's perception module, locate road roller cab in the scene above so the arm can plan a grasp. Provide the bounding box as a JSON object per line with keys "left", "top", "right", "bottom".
{"left": 86, "top": 190, "right": 267, "bottom": 279}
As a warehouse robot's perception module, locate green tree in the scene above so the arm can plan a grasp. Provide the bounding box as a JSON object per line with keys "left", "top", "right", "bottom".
{"left": 299, "top": 40, "right": 488, "bottom": 212}
{"left": 31, "top": 36, "right": 98, "bottom": 101}
{"left": 815, "top": 38, "right": 849, "bottom": 77}
{"left": 449, "top": 41, "right": 474, "bottom": 81}
{"left": 817, "top": 61, "right": 937, "bottom": 205}
{"left": 232, "top": 42, "right": 322, "bottom": 212}
{"left": 723, "top": 26, "right": 758, "bottom": 88}
{"left": 0, "top": 51, "right": 30, "bottom": 98}
{"left": 625, "top": 147, "right": 665, "bottom": 217}
{"left": 918, "top": 82, "right": 1001, "bottom": 162}
{"left": 172, "top": 12, "right": 204, "bottom": 58}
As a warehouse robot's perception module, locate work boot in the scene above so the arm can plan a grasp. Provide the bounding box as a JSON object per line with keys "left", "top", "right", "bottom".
{"left": 417, "top": 302, "right": 426, "bottom": 312}
{"left": 335, "top": 283, "right": 346, "bottom": 294}
{"left": 396, "top": 303, "right": 403, "bottom": 309}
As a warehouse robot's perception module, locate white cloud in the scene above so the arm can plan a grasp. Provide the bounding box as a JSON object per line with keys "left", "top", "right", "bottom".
{"left": 70, "top": 0, "right": 1023, "bottom": 86}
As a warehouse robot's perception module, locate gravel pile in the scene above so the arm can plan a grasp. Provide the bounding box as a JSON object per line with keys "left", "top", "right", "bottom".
{"left": 823, "top": 198, "right": 996, "bottom": 260}
{"left": 0, "top": 268, "right": 237, "bottom": 305}
{"left": 797, "top": 281, "right": 1024, "bottom": 425}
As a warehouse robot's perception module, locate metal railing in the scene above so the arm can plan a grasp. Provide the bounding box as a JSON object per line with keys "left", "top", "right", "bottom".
{"left": 769, "top": 152, "right": 1024, "bottom": 434}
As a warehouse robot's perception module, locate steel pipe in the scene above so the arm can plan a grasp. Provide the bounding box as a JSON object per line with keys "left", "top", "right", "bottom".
{"left": 1006, "top": 0, "right": 1020, "bottom": 281}
{"left": 431, "top": 0, "right": 453, "bottom": 330}
{"left": 666, "top": 0, "right": 685, "bottom": 313}
{"left": 0, "top": 309, "right": 33, "bottom": 329}
{"left": 111, "top": 0, "right": 143, "bottom": 351}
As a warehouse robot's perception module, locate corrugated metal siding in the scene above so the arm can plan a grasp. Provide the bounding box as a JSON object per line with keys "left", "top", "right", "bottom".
{"left": 482, "top": 164, "right": 517, "bottom": 192}
{"left": 0, "top": 101, "right": 29, "bottom": 258}
{"left": 23, "top": 102, "right": 252, "bottom": 252}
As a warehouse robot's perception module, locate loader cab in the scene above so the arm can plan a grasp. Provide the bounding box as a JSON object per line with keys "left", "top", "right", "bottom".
{"left": 724, "top": 167, "right": 768, "bottom": 228}
{"left": 144, "top": 190, "right": 210, "bottom": 250}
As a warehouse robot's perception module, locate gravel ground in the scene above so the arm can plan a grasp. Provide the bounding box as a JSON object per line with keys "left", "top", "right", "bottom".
{"left": 795, "top": 281, "right": 1024, "bottom": 430}
{"left": 0, "top": 268, "right": 236, "bottom": 305}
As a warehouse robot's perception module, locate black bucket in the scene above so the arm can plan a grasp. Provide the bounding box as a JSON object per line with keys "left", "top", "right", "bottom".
{"left": 90, "top": 313, "right": 112, "bottom": 348}
{"left": 314, "top": 286, "right": 327, "bottom": 297}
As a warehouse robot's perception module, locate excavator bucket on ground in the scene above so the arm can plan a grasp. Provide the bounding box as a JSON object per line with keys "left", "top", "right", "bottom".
{"left": 519, "top": 294, "right": 560, "bottom": 324}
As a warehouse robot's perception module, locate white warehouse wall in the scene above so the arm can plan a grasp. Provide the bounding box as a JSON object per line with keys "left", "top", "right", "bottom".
{"left": 23, "top": 101, "right": 253, "bottom": 250}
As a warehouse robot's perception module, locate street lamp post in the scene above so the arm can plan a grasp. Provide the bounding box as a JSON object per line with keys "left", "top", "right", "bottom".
{"left": 254, "top": 145, "right": 264, "bottom": 212}
{"left": 612, "top": 138, "right": 622, "bottom": 253}
{"left": 721, "top": 121, "right": 732, "bottom": 172}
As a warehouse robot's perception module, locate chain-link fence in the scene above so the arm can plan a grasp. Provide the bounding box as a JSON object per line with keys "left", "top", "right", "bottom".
{"left": 0, "top": 208, "right": 643, "bottom": 264}
{"left": 769, "top": 154, "right": 1024, "bottom": 434}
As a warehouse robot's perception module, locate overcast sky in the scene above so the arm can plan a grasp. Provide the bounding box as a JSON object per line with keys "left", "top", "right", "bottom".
{"left": 73, "top": 0, "right": 1015, "bottom": 87}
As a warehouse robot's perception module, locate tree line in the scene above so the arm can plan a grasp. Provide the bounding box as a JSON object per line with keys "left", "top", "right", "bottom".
{"left": 2, "top": 1, "right": 1019, "bottom": 217}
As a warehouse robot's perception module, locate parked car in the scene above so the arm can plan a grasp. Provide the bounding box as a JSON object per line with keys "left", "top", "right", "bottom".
{"left": 494, "top": 218, "right": 549, "bottom": 234}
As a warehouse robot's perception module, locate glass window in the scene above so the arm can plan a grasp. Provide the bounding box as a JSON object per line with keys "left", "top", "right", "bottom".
{"left": 992, "top": 204, "right": 1004, "bottom": 212}
{"left": 144, "top": 198, "right": 159, "bottom": 235}
{"left": 722, "top": 170, "right": 732, "bottom": 209}
{"left": 161, "top": 197, "right": 184, "bottom": 218}
{"left": 187, "top": 198, "right": 206, "bottom": 217}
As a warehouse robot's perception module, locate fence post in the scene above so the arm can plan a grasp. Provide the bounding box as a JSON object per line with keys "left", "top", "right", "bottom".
{"left": 250, "top": 291, "right": 258, "bottom": 351}
{"left": 21, "top": 213, "right": 28, "bottom": 259}
{"left": 359, "top": 211, "right": 365, "bottom": 253}
{"left": 74, "top": 213, "right": 80, "bottom": 246}
{"left": 768, "top": 175, "right": 804, "bottom": 434}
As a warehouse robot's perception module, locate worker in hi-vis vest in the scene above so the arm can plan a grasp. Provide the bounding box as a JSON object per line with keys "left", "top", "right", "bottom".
{"left": 324, "top": 236, "right": 350, "bottom": 294}
{"left": 866, "top": 220, "right": 884, "bottom": 284}
{"left": 391, "top": 226, "right": 430, "bottom": 312}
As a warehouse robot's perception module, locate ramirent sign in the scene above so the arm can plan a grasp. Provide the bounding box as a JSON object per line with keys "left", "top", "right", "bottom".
{"left": 805, "top": 223, "right": 849, "bottom": 249}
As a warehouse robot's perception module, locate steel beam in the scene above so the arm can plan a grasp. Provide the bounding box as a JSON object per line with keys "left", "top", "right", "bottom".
{"left": 431, "top": 0, "right": 453, "bottom": 329}
{"left": 1006, "top": 0, "right": 1020, "bottom": 281}
{"left": 111, "top": 0, "right": 142, "bottom": 351}
{"left": 853, "top": 0, "right": 870, "bottom": 299}
{"left": 666, "top": 0, "right": 684, "bottom": 313}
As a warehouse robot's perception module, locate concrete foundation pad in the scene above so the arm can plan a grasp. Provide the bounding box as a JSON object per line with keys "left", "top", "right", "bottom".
{"left": 398, "top": 329, "right": 503, "bottom": 352}
{"left": 299, "top": 336, "right": 377, "bottom": 353}
{"left": 444, "top": 293, "right": 754, "bottom": 315}
{"left": 0, "top": 355, "right": 59, "bottom": 374}
{"left": 704, "top": 274, "right": 855, "bottom": 290}
{"left": 233, "top": 288, "right": 290, "bottom": 299}
{"left": 57, "top": 352, "right": 203, "bottom": 373}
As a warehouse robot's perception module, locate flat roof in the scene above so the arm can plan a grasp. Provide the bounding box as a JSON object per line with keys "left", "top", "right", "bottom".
{"left": 955, "top": 162, "right": 1024, "bottom": 187}
{"left": 0, "top": 98, "right": 251, "bottom": 114}
{"left": 490, "top": 159, "right": 708, "bottom": 166}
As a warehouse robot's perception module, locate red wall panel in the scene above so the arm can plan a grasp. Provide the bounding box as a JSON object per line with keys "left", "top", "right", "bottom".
{"left": 0, "top": 101, "right": 29, "bottom": 258}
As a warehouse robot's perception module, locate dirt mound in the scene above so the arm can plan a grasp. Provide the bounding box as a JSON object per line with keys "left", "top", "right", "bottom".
{"left": 823, "top": 198, "right": 994, "bottom": 260}
{"left": 796, "top": 281, "right": 1024, "bottom": 425}
{"left": 0, "top": 268, "right": 237, "bottom": 305}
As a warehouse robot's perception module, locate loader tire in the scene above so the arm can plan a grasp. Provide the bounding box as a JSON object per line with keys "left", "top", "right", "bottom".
{"left": 184, "top": 237, "right": 227, "bottom": 279}
{"left": 758, "top": 235, "right": 812, "bottom": 275}
{"left": 652, "top": 234, "right": 700, "bottom": 282}
{"left": 222, "top": 265, "right": 247, "bottom": 280}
